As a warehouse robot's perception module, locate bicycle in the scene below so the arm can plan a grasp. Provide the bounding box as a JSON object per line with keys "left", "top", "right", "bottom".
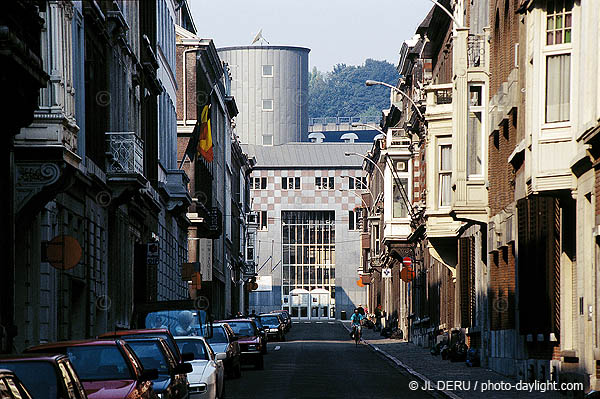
{"left": 352, "top": 324, "right": 362, "bottom": 346}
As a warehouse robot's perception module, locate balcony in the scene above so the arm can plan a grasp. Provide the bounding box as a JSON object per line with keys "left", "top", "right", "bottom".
{"left": 106, "top": 132, "right": 144, "bottom": 175}
{"left": 158, "top": 169, "right": 192, "bottom": 212}
{"left": 467, "top": 34, "right": 486, "bottom": 68}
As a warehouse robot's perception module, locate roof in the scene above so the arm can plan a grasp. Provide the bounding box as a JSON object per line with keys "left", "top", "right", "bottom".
{"left": 99, "top": 328, "right": 172, "bottom": 338}
{"left": 0, "top": 354, "right": 66, "bottom": 362}
{"left": 26, "top": 339, "right": 121, "bottom": 353}
{"left": 218, "top": 45, "right": 310, "bottom": 53}
{"left": 243, "top": 142, "right": 372, "bottom": 169}
{"left": 216, "top": 319, "right": 254, "bottom": 323}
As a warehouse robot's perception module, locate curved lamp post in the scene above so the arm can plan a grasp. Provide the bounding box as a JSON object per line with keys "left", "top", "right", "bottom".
{"left": 344, "top": 152, "right": 385, "bottom": 182}
{"left": 365, "top": 80, "right": 424, "bottom": 120}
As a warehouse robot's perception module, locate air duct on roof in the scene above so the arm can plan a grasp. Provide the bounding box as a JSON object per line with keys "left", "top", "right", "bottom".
{"left": 308, "top": 132, "right": 325, "bottom": 143}
{"left": 340, "top": 132, "right": 359, "bottom": 143}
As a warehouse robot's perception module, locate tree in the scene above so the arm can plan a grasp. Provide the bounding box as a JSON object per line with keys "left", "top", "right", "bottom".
{"left": 308, "top": 59, "right": 399, "bottom": 118}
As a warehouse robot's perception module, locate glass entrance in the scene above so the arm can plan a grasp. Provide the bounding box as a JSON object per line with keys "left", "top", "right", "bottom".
{"left": 290, "top": 289, "right": 310, "bottom": 320}
{"left": 310, "top": 288, "right": 330, "bottom": 320}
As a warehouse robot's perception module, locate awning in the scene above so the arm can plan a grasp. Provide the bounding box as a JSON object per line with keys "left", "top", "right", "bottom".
{"left": 428, "top": 241, "right": 456, "bottom": 279}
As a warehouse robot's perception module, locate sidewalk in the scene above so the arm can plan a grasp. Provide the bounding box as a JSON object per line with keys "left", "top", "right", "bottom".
{"left": 341, "top": 321, "right": 567, "bottom": 399}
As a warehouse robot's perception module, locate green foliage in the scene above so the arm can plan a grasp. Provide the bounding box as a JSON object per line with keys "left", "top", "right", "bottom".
{"left": 308, "top": 59, "right": 399, "bottom": 118}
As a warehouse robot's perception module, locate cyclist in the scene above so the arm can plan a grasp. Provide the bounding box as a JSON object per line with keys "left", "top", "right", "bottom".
{"left": 350, "top": 308, "right": 364, "bottom": 341}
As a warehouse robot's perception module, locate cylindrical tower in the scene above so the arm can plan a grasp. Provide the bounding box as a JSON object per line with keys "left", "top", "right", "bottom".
{"left": 218, "top": 45, "right": 310, "bottom": 146}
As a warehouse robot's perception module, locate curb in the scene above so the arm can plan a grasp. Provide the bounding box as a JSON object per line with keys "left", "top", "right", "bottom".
{"left": 340, "top": 322, "right": 461, "bottom": 399}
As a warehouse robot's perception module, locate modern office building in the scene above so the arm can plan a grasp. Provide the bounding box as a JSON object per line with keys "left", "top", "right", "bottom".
{"left": 218, "top": 45, "right": 310, "bottom": 146}
{"left": 243, "top": 142, "right": 370, "bottom": 319}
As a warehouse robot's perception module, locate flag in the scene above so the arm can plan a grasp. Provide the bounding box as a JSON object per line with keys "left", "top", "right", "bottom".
{"left": 181, "top": 120, "right": 201, "bottom": 168}
{"left": 197, "top": 104, "right": 213, "bottom": 162}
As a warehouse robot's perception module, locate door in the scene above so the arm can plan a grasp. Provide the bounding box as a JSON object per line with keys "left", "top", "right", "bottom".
{"left": 290, "top": 289, "right": 310, "bottom": 319}
{"left": 310, "top": 289, "right": 331, "bottom": 320}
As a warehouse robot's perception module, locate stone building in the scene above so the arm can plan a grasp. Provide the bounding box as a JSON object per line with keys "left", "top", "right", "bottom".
{"left": 9, "top": 0, "right": 190, "bottom": 352}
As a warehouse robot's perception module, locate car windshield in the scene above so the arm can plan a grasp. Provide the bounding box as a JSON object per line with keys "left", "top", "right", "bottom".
{"left": 176, "top": 339, "right": 209, "bottom": 360}
{"left": 126, "top": 341, "right": 170, "bottom": 375}
{"left": 119, "top": 333, "right": 179, "bottom": 362}
{"left": 260, "top": 316, "right": 280, "bottom": 326}
{"left": 252, "top": 318, "right": 264, "bottom": 328}
{"left": 0, "top": 361, "right": 58, "bottom": 399}
{"left": 206, "top": 326, "right": 228, "bottom": 344}
{"left": 67, "top": 345, "right": 133, "bottom": 381}
{"left": 226, "top": 321, "right": 257, "bottom": 336}
{"left": 145, "top": 309, "right": 209, "bottom": 337}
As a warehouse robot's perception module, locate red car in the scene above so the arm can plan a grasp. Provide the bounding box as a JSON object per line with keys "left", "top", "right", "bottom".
{"left": 216, "top": 319, "right": 264, "bottom": 370}
{"left": 0, "top": 354, "right": 87, "bottom": 398}
{"left": 0, "top": 369, "right": 32, "bottom": 399}
{"left": 25, "top": 340, "right": 158, "bottom": 399}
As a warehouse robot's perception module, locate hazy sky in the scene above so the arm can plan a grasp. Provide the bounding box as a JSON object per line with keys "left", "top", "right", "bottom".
{"left": 188, "top": 0, "right": 433, "bottom": 72}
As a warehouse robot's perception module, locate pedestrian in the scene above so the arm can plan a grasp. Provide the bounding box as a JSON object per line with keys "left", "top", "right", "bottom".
{"left": 374, "top": 304, "right": 383, "bottom": 332}
{"left": 251, "top": 309, "right": 256, "bottom": 317}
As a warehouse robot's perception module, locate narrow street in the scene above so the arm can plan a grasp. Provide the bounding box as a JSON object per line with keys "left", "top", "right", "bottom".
{"left": 227, "top": 321, "right": 430, "bottom": 399}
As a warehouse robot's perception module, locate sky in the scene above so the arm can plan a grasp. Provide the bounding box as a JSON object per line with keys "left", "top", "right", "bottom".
{"left": 188, "top": 0, "right": 433, "bottom": 72}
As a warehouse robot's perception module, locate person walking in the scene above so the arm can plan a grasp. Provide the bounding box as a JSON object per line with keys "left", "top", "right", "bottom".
{"left": 374, "top": 304, "right": 383, "bottom": 332}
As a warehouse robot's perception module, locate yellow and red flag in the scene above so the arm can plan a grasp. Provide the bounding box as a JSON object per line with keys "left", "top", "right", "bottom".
{"left": 197, "top": 104, "right": 213, "bottom": 162}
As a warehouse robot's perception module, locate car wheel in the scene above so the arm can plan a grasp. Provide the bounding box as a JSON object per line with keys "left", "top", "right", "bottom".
{"left": 255, "top": 355, "right": 264, "bottom": 370}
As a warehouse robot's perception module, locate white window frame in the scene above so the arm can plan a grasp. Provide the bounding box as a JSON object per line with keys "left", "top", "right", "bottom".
{"left": 348, "top": 210, "right": 360, "bottom": 231}
{"left": 467, "top": 83, "right": 485, "bottom": 179}
{"left": 438, "top": 144, "right": 452, "bottom": 208}
{"left": 262, "top": 99, "right": 274, "bottom": 111}
{"left": 282, "top": 176, "right": 301, "bottom": 190}
{"left": 315, "top": 176, "right": 334, "bottom": 190}
{"left": 541, "top": 0, "right": 574, "bottom": 128}
{"left": 252, "top": 177, "right": 267, "bottom": 190}
{"left": 262, "top": 65, "right": 274, "bottom": 77}
{"left": 372, "top": 223, "right": 380, "bottom": 256}
{"left": 262, "top": 134, "right": 273, "bottom": 146}
{"left": 259, "top": 210, "right": 268, "bottom": 231}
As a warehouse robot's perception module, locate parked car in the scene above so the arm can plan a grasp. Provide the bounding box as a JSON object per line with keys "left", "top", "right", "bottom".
{"left": 99, "top": 328, "right": 194, "bottom": 364}
{"left": 257, "top": 314, "right": 286, "bottom": 341}
{"left": 270, "top": 310, "right": 292, "bottom": 332}
{"left": 216, "top": 319, "right": 264, "bottom": 370}
{"left": 0, "top": 354, "right": 87, "bottom": 399}
{"left": 25, "top": 339, "right": 159, "bottom": 399}
{"left": 0, "top": 369, "right": 33, "bottom": 399}
{"left": 206, "top": 323, "right": 242, "bottom": 378}
{"left": 124, "top": 338, "right": 191, "bottom": 399}
{"left": 174, "top": 337, "right": 224, "bottom": 399}
{"left": 247, "top": 316, "right": 268, "bottom": 354}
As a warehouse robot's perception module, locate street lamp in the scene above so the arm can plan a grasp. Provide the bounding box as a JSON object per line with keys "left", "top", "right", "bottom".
{"left": 365, "top": 80, "right": 424, "bottom": 120}
{"left": 427, "top": 0, "right": 464, "bottom": 29}
{"left": 336, "top": 188, "right": 371, "bottom": 209}
{"left": 344, "top": 152, "right": 385, "bottom": 182}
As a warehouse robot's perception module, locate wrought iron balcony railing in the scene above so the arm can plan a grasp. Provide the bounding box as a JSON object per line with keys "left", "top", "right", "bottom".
{"left": 105, "top": 132, "right": 144, "bottom": 175}
{"left": 468, "top": 34, "right": 486, "bottom": 68}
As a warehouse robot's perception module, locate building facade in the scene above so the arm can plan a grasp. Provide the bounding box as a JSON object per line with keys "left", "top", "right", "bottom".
{"left": 244, "top": 143, "right": 368, "bottom": 319}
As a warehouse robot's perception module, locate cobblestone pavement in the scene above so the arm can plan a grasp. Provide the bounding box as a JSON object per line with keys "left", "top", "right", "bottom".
{"left": 342, "top": 321, "right": 574, "bottom": 399}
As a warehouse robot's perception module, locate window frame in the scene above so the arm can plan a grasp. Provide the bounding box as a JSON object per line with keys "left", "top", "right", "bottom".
{"left": 541, "top": 0, "right": 574, "bottom": 127}
{"left": 438, "top": 144, "right": 452, "bottom": 208}
{"left": 262, "top": 134, "right": 273, "bottom": 146}
{"left": 467, "top": 83, "right": 485, "bottom": 179}
{"left": 262, "top": 99, "right": 274, "bottom": 111}
{"left": 262, "top": 65, "right": 274, "bottom": 77}
{"left": 259, "top": 211, "right": 268, "bottom": 231}
{"left": 282, "top": 176, "right": 300, "bottom": 190}
{"left": 315, "top": 176, "right": 334, "bottom": 190}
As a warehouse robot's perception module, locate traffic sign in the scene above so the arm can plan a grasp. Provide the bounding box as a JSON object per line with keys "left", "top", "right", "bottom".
{"left": 382, "top": 268, "right": 392, "bottom": 278}
{"left": 403, "top": 257, "right": 412, "bottom": 268}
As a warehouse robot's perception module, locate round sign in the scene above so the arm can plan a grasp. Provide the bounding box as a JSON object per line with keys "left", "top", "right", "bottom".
{"left": 403, "top": 257, "right": 412, "bottom": 267}
{"left": 401, "top": 267, "right": 415, "bottom": 283}
{"left": 46, "top": 235, "right": 82, "bottom": 270}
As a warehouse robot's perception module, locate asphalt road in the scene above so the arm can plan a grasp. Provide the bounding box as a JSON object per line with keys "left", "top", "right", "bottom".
{"left": 225, "top": 321, "right": 436, "bottom": 399}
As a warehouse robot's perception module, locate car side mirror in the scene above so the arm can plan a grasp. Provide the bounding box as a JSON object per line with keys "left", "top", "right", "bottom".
{"left": 174, "top": 363, "right": 193, "bottom": 374}
{"left": 215, "top": 352, "right": 227, "bottom": 361}
{"left": 181, "top": 352, "right": 195, "bottom": 361}
{"left": 140, "top": 368, "right": 159, "bottom": 381}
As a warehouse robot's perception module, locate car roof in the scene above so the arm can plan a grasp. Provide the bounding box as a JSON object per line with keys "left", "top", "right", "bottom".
{"left": 0, "top": 369, "right": 17, "bottom": 377}
{"left": 26, "top": 339, "right": 122, "bottom": 352}
{"left": 217, "top": 319, "right": 253, "bottom": 323}
{"left": 0, "top": 354, "right": 67, "bottom": 362}
{"left": 173, "top": 336, "right": 207, "bottom": 341}
{"left": 99, "top": 328, "right": 172, "bottom": 337}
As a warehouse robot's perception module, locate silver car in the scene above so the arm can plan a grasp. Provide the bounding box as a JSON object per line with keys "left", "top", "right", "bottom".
{"left": 206, "top": 323, "right": 242, "bottom": 378}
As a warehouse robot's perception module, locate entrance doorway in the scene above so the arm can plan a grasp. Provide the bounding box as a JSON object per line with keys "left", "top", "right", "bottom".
{"left": 290, "top": 288, "right": 310, "bottom": 319}
{"left": 310, "top": 288, "right": 330, "bottom": 320}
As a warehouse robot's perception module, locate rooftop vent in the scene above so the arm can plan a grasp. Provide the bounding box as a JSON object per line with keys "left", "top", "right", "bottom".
{"left": 340, "top": 132, "right": 359, "bottom": 143}
{"left": 308, "top": 132, "right": 325, "bottom": 143}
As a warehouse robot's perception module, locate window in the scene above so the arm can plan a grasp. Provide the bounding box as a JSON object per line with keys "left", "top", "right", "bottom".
{"left": 467, "top": 85, "right": 484, "bottom": 177}
{"left": 349, "top": 176, "right": 367, "bottom": 190}
{"left": 282, "top": 177, "right": 300, "bottom": 190}
{"left": 259, "top": 211, "right": 268, "bottom": 231}
{"left": 262, "top": 134, "right": 273, "bottom": 146}
{"left": 252, "top": 177, "right": 267, "bottom": 190}
{"left": 262, "top": 65, "right": 274, "bottom": 77}
{"left": 544, "top": 0, "right": 573, "bottom": 123}
{"left": 393, "top": 178, "right": 409, "bottom": 218}
{"left": 349, "top": 210, "right": 361, "bottom": 231}
{"left": 439, "top": 145, "right": 452, "bottom": 207}
{"left": 545, "top": 54, "right": 571, "bottom": 123}
{"left": 315, "top": 176, "right": 334, "bottom": 190}
{"left": 372, "top": 224, "right": 380, "bottom": 256}
{"left": 546, "top": 0, "right": 573, "bottom": 45}
{"left": 262, "top": 99, "right": 273, "bottom": 111}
